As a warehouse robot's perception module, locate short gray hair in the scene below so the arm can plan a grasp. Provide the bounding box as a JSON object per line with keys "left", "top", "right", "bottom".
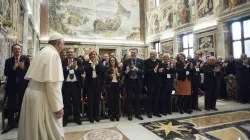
{"left": 163, "top": 53, "right": 170, "bottom": 58}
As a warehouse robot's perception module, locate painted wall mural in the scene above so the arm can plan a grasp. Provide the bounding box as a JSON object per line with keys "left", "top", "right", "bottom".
{"left": 162, "top": 6, "right": 174, "bottom": 30}
{"left": 49, "top": 0, "right": 140, "bottom": 40}
{"left": 0, "top": 0, "right": 11, "bottom": 20}
{"left": 224, "top": 0, "right": 247, "bottom": 9}
{"left": 161, "top": 40, "right": 174, "bottom": 57}
{"left": 176, "top": 0, "right": 191, "bottom": 26}
{"left": 147, "top": 0, "right": 192, "bottom": 36}
{"left": 197, "top": 0, "right": 214, "bottom": 18}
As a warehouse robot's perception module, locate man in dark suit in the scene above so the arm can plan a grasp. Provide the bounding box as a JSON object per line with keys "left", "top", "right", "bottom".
{"left": 62, "top": 48, "right": 84, "bottom": 126}
{"left": 202, "top": 56, "right": 220, "bottom": 111}
{"left": 190, "top": 51, "right": 202, "bottom": 111}
{"left": 144, "top": 50, "right": 162, "bottom": 118}
{"left": 122, "top": 48, "right": 144, "bottom": 121}
{"left": 236, "top": 54, "right": 249, "bottom": 103}
{"left": 2, "top": 44, "right": 30, "bottom": 134}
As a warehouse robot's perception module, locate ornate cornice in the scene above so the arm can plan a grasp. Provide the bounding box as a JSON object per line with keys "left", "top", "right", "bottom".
{"left": 218, "top": 3, "right": 250, "bottom": 22}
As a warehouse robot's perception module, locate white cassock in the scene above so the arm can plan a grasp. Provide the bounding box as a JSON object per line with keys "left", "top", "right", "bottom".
{"left": 18, "top": 45, "right": 64, "bottom": 140}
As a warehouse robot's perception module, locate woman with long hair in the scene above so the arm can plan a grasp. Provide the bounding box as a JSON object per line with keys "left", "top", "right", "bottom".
{"left": 105, "top": 56, "right": 121, "bottom": 121}
{"left": 175, "top": 53, "right": 193, "bottom": 114}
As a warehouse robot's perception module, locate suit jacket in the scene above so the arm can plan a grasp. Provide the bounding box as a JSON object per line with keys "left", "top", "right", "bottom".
{"left": 191, "top": 58, "right": 202, "bottom": 85}
{"left": 122, "top": 58, "right": 144, "bottom": 89}
{"left": 62, "top": 58, "right": 84, "bottom": 89}
{"left": 144, "top": 58, "right": 162, "bottom": 87}
{"left": 4, "top": 55, "right": 30, "bottom": 93}
{"left": 83, "top": 61, "right": 104, "bottom": 88}
{"left": 160, "top": 63, "right": 176, "bottom": 91}
{"left": 175, "top": 61, "right": 193, "bottom": 81}
{"left": 202, "top": 63, "right": 219, "bottom": 88}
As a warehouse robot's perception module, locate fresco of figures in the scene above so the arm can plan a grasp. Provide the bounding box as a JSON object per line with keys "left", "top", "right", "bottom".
{"left": 162, "top": 6, "right": 174, "bottom": 30}
{"left": 147, "top": 0, "right": 191, "bottom": 36}
{"left": 49, "top": 0, "right": 140, "bottom": 41}
{"left": 224, "top": 0, "right": 247, "bottom": 9}
{"left": 197, "top": 0, "right": 214, "bottom": 18}
{"left": 0, "top": 0, "right": 11, "bottom": 20}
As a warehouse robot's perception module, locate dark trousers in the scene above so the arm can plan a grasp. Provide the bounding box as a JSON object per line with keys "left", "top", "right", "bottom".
{"left": 108, "top": 83, "right": 120, "bottom": 115}
{"left": 238, "top": 80, "right": 250, "bottom": 103}
{"left": 87, "top": 82, "right": 101, "bottom": 120}
{"left": 191, "top": 78, "right": 199, "bottom": 109}
{"left": 62, "top": 82, "right": 81, "bottom": 122}
{"left": 204, "top": 86, "right": 217, "bottom": 109}
{"left": 178, "top": 95, "right": 191, "bottom": 111}
{"left": 126, "top": 79, "right": 141, "bottom": 115}
{"left": 220, "top": 77, "right": 228, "bottom": 99}
{"left": 7, "top": 88, "right": 25, "bottom": 125}
{"left": 160, "top": 87, "right": 172, "bottom": 114}
{"left": 147, "top": 84, "right": 160, "bottom": 114}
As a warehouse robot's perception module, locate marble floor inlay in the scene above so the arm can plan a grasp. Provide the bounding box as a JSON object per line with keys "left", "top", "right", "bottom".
{"left": 141, "top": 110, "right": 250, "bottom": 140}
{"left": 1, "top": 99, "right": 250, "bottom": 140}
{"left": 65, "top": 127, "right": 128, "bottom": 140}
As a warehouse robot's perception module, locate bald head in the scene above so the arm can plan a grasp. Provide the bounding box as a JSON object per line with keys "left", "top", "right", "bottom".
{"left": 208, "top": 56, "right": 216, "bottom": 65}
{"left": 150, "top": 50, "right": 157, "bottom": 60}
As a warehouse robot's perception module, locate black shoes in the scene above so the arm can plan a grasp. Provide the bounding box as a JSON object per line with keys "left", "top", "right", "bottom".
{"left": 115, "top": 115, "right": 120, "bottom": 121}
{"left": 153, "top": 113, "right": 162, "bottom": 118}
{"left": 161, "top": 113, "right": 167, "bottom": 116}
{"left": 193, "top": 107, "right": 202, "bottom": 111}
{"left": 110, "top": 115, "right": 115, "bottom": 122}
{"left": 211, "top": 108, "right": 218, "bottom": 111}
{"left": 90, "top": 119, "right": 94, "bottom": 123}
{"left": 95, "top": 117, "right": 100, "bottom": 122}
{"left": 179, "top": 110, "right": 184, "bottom": 114}
{"left": 63, "top": 121, "right": 67, "bottom": 127}
{"left": 111, "top": 114, "right": 120, "bottom": 121}
{"left": 128, "top": 115, "right": 133, "bottom": 121}
{"left": 75, "top": 119, "right": 82, "bottom": 125}
{"left": 147, "top": 113, "right": 152, "bottom": 118}
{"left": 135, "top": 114, "right": 143, "bottom": 120}
{"left": 1, "top": 124, "right": 15, "bottom": 134}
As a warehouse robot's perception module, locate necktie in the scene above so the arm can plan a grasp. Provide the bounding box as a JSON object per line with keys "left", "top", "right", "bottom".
{"left": 15, "top": 57, "right": 18, "bottom": 62}
{"left": 15, "top": 57, "right": 20, "bottom": 83}
{"left": 69, "top": 59, "right": 74, "bottom": 80}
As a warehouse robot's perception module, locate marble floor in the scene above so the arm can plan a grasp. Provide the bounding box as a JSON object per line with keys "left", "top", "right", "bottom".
{"left": 1, "top": 98, "right": 250, "bottom": 140}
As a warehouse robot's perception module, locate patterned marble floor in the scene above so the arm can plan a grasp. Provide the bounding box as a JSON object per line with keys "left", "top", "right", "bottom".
{"left": 1, "top": 98, "right": 250, "bottom": 140}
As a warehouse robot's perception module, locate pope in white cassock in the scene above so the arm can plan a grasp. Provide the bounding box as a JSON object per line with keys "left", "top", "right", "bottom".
{"left": 18, "top": 32, "right": 65, "bottom": 140}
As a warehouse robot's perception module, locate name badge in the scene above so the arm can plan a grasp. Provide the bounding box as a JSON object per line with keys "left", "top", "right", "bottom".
{"left": 92, "top": 71, "right": 97, "bottom": 78}
{"left": 196, "top": 68, "right": 200, "bottom": 72}
{"left": 247, "top": 65, "right": 249, "bottom": 68}
{"left": 171, "top": 90, "right": 175, "bottom": 95}
{"left": 186, "top": 71, "right": 189, "bottom": 75}
{"left": 69, "top": 69, "right": 74, "bottom": 74}
{"left": 167, "top": 74, "right": 171, "bottom": 79}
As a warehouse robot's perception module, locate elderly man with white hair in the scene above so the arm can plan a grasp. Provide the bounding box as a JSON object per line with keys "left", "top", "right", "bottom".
{"left": 202, "top": 56, "right": 220, "bottom": 111}
{"left": 158, "top": 53, "right": 175, "bottom": 115}
{"left": 144, "top": 50, "right": 163, "bottom": 118}
{"left": 18, "top": 32, "right": 65, "bottom": 140}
